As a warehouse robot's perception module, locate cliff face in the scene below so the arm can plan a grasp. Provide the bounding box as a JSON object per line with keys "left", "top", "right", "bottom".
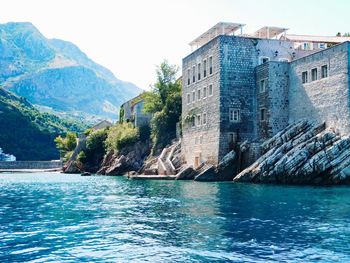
{"left": 0, "top": 22, "right": 141, "bottom": 121}
{"left": 234, "top": 120, "right": 350, "bottom": 185}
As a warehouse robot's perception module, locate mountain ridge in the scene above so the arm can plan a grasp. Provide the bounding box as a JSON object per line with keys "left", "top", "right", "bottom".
{"left": 0, "top": 22, "right": 141, "bottom": 121}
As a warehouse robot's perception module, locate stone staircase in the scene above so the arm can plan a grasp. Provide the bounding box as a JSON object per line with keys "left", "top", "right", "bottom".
{"left": 158, "top": 140, "right": 181, "bottom": 175}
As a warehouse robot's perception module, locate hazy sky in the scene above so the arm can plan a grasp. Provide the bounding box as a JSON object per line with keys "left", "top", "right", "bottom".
{"left": 0, "top": 0, "right": 349, "bottom": 89}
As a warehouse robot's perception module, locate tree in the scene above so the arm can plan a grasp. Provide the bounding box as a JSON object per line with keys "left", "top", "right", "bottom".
{"left": 54, "top": 131, "right": 77, "bottom": 161}
{"left": 143, "top": 60, "right": 182, "bottom": 153}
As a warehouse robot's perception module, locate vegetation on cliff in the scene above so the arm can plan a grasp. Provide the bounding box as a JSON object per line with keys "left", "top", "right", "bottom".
{"left": 105, "top": 123, "right": 140, "bottom": 152}
{"left": 0, "top": 87, "right": 87, "bottom": 160}
{"left": 54, "top": 132, "right": 78, "bottom": 161}
{"left": 60, "top": 60, "right": 181, "bottom": 173}
{"left": 143, "top": 60, "right": 182, "bottom": 153}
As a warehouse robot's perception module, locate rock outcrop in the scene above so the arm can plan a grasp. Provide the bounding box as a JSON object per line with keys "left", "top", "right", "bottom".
{"left": 234, "top": 120, "right": 350, "bottom": 185}
{"left": 175, "top": 166, "right": 197, "bottom": 180}
{"left": 192, "top": 150, "right": 237, "bottom": 182}
{"left": 97, "top": 141, "right": 150, "bottom": 175}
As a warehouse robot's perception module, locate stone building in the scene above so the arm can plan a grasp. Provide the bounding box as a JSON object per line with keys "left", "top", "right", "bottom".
{"left": 182, "top": 22, "right": 350, "bottom": 168}
{"left": 120, "top": 93, "right": 152, "bottom": 127}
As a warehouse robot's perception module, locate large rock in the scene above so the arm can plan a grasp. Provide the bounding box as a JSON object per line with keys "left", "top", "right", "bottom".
{"left": 194, "top": 150, "right": 237, "bottom": 182}
{"left": 63, "top": 160, "right": 81, "bottom": 174}
{"left": 175, "top": 166, "right": 196, "bottom": 180}
{"left": 97, "top": 141, "right": 151, "bottom": 176}
{"left": 194, "top": 165, "right": 216, "bottom": 182}
{"left": 234, "top": 120, "right": 350, "bottom": 185}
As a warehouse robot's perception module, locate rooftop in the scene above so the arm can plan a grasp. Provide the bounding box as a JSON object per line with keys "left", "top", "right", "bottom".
{"left": 189, "top": 22, "right": 350, "bottom": 51}
{"left": 189, "top": 22, "right": 245, "bottom": 48}
{"left": 281, "top": 34, "right": 350, "bottom": 44}
{"left": 253, "top": 26, "right": 288, "bottom": 39}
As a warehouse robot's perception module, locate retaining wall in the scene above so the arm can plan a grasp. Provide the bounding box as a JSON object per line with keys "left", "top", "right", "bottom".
{"left": 0, "top": 160, "right": 63, "bottom": 169}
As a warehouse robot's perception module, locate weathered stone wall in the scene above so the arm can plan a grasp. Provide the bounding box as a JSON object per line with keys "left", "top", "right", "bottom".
{"left": 0, "top": 160, "right": 63, "bottom": 169}
{"left": 289, "top": 42, "right": 350, "bottom": 135}
{"left": 182, "top": 37, "right": 221, "bottom": 166}
{"left": 218, "top": 36, "right": 257, "bottom": 161}
{"left": 218, "top": 37, "right": 298, "bottom": 160}
{"left": 180, "top": 31, "right": 343, "bottom": 168}
{"left": 256, "top": 61, "right": 289, "bottom": 139}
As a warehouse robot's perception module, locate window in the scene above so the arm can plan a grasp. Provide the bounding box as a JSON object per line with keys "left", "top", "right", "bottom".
{"left": 209, "top": 56, "right": 213, "bottom": 75}
{"left": 187, "top": 69, "right": 190, "bottom": 85}
{"left": 195, "top": 136, "right": 198, "bottom": 144}
{"left": 196, "top": 115, "right": 201, "bottom": 126}
{"left": 202, "top": 113, "right": 207, "bottom": 125}
{"left": 192, "top": 119, "right": 195, "bottom": 128}
{"left": 302, "top": 71, "right": 308, "bottom": 84}
{"left": 311, "top": 68, "right": 317, "bottom": 81}
{"left": 198, "top": 63, "right": 201, "bottom": 80}
{"left": 229, "top": 109, "right": 240, "bottom": 122}
{"left": 199, "top": 135, "right": 203, "bottom": 144}
{"left": 209, "top": 84, "right": 213, "bottom": 96}
{"left": 197, "top": 89, "right": 201, "bottom": 100}
{"left": 192, "top": 90, "right": 195, "bottom": 102}
{"left": 303, "top": 42, "right": 311, "bottom": 50}
{"left": 228, "top": 133, "right": 237, "bottom": 148}
{"left": 203, "top": 87, "right": 207, "bottom": 98}
{"left": 260, "top": 79, "right": 266, "bottom": 93}
{"left": 319, "top": 43, "right": 326, "bottom": 49}
{"left": 203, "top": 59, "right": 207, "bottom": 78}
{"left": 187, "top": 93, "right": 191, "bottom": 104}
{"left": 259, "top": 56, "right": 270, "bottom": 65}
{"left": 192, "top": 66, "right": 196, "bottom": 83}
{"left": 279, "top": 58, "right": 289, "bottom": 62}
{"left": 260, "top": 108, "right": 267, "bottom": 121}
{"left": 321, "top": 65, "right": 328, "bottom": 78}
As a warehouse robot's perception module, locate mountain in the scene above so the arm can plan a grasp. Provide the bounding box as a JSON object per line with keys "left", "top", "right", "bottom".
{"left": 0, "top": 87, "right": 87, "bottom": 161}
{"left": 0, "top": 22, "right": 141, "bottom": 121}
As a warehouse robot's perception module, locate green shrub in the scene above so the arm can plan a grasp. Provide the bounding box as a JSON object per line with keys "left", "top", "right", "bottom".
{"left": 105, "top": 122, "right": 139, "bottom": 152}
{"left": 85, "top": 129, "right": 108, "bottom": 162}
{"left": 54, "top": 131, "right": 77, "bottom": 161}
{"left": 77, "top": 151, "right": 87, "bottom": 163}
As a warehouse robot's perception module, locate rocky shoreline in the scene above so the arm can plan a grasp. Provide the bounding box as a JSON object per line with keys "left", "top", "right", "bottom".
{"left": 234, "top": 120, "right": 350, "bottom": 185}
{"left": 63, "top": 120, "right": 350, "bottom": 185}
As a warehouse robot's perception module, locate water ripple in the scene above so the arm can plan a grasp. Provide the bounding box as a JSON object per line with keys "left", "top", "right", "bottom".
{"left": 0, "top": 173, "right": 350, "bottom": 262}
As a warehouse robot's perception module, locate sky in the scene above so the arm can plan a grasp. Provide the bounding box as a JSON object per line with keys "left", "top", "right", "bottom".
{"left": 0, "top": 0, "right": 349, "bottom": 89}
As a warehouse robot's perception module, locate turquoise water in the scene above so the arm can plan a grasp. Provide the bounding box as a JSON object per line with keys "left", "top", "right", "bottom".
{"left": 0, "top": 173, "right": 350, "bottom": 262}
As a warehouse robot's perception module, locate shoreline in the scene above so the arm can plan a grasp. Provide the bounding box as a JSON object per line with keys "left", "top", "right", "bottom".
{"left": 0, "top": 168, "right": 62, "bottom": 173}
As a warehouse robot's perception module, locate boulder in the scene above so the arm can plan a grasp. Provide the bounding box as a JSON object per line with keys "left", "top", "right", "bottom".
{"left": 63, "top": 160, "right": 81, "bottom": 174}
{"left": 194, "top": 165, "right": 216, "bottom": 182}
{"left": 105, "top": 155, "right": 128, "bottom": 175}
{"left": 175, "top": 166, "right": 196, "bottom": 180}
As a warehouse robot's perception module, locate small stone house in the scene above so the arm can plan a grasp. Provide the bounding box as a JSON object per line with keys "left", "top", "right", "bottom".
{"left": 120, "top": 93, "right": 152, "bottom": 127}
{"left": 182, "top": 22, "right": 350, "bottom": 168}
{"left": 91, "top": 120, "right": 113, "bottom": 131}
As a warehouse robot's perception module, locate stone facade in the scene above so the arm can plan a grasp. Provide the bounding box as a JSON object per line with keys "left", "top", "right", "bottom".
{"left": 120, "top": 94, "right": 152, "bottom": 128}
{"left": 182, "top": 32, "right": 350, "bottom": 168}
{"left": 289, "top": 42, "right": 350, "bottom": 135}
{"left": 256, "top": 61, "right": 289, "bottom": 139}
{"left": 182, "top": 34, "right": 313, "bottom": 167}
{"left": 182, "top": 37, "right": 221, "bottom": 166}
